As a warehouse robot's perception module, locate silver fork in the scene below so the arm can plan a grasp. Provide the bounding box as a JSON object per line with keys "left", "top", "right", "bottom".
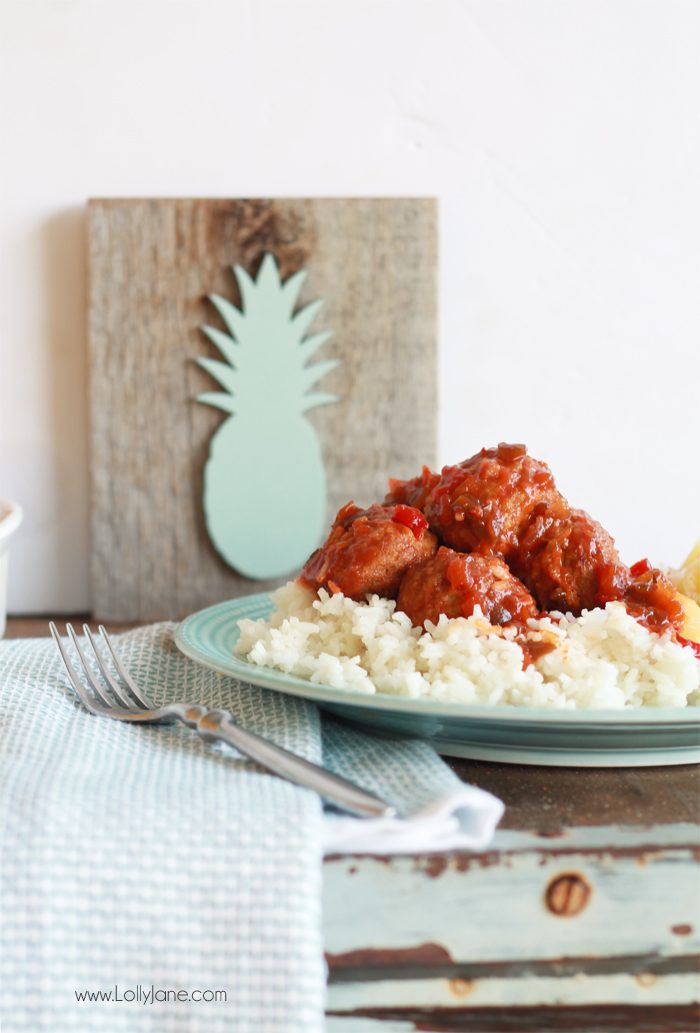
{"left": 50, "top": 622, "right": 396, "bottom": 819}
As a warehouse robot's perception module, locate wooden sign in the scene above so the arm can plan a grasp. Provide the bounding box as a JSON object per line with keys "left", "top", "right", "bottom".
{"left": 88, "top": 198, "right": 437, "bottom": 621}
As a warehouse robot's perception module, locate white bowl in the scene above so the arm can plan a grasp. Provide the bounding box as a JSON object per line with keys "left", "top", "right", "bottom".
{"left": 0, "top": 501, "right": 23, "bottom": 638}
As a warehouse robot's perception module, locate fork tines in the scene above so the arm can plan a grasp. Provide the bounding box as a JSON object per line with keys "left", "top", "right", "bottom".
{"left": 49, "top": 623, "right": 151, "bottom": 715}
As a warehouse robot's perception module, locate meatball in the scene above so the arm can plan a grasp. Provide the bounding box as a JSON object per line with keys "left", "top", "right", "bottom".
{"left": 384, "top": 465, "right": 440, "bottom": 512}
{"left": 397, "top": 546, "right": 538, "bottom": 629}
{"left": 512, "top": 502, "right": 628, "bottom": 614}
{"left": 300, "top": 502, "right": 438, "bottom": 601}
{"left": 424, "top": 443, "right": 560, "bottom": 556}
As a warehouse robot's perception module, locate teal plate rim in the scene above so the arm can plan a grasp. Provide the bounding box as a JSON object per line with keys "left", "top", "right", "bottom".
{"left": 174, "top": 593, "right": 700, "bottom": 729}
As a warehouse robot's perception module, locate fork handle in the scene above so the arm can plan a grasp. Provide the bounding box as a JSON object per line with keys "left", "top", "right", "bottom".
{"left": 196, "top": 709, "right": 396, "bottom": 819}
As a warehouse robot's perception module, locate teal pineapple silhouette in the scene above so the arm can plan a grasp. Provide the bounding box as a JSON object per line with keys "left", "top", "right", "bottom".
{"left": 196, "top": 254, "right": 339, "bottom": 579}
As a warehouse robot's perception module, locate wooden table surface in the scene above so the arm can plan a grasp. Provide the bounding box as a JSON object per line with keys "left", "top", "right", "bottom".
{"left": 7, "top": 616, "right": 699, "bottom": 1031}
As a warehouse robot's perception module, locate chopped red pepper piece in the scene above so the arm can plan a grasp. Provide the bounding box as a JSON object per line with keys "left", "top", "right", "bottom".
{"left": 630, "top": 558, "right": 653, "bottom": 578}
{"left": 391, "top": 504, "right": 429, "bottom": 540}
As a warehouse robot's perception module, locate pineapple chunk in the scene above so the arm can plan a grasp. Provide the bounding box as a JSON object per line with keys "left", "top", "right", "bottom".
{"left": 677, "top": 592, "right": 700, "bottom": 645}
{"left": 668, "top": 538, "right": 700, "bottom": 606}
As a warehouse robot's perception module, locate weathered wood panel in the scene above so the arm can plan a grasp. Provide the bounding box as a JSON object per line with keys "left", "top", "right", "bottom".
{"left": 88, "top": 198, "right": 437, "bottom": 620}
{"left": 324, "top": 824, "right": 700, "bottom": 1031}
{"left": 325, "top": 1004, "right": 698, "bottom": 1032}
{"left": 324, "top": 826, "right": 699, "bottom": 963}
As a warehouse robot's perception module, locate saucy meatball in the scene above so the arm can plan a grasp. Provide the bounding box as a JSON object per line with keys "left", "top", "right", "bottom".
{"left": 384, "top": 465, "right": 440, "bottom": 512}
{"left": 397, "top": 546, "right": 538, "bottom": 629}
{"left": 300, "top": 502, "right": 438, "bottom": 601}
{"left": 424, "top": 443, "right": 560, "bottom": 556}
{"left": 512, "top": 502, "right": 628, "bottom": 614}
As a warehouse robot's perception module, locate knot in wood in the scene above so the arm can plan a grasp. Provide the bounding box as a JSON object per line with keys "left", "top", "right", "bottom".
{"left": 545, "top": 872, "right": 591, "bottom": 916}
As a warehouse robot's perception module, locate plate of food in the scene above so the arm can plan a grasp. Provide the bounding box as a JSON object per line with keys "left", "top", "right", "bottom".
{"left": 175, "top": 443, "right": 700, "bottom": 766}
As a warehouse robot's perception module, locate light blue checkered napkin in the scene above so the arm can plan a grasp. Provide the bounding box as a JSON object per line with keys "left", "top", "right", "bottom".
{"left": 0, "top": 624, "right": 502, "bottom": 1032}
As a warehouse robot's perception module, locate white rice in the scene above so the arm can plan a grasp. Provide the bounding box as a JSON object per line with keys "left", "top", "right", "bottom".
{"left": 235, "top": 581, "right": 700, "bottom": 709}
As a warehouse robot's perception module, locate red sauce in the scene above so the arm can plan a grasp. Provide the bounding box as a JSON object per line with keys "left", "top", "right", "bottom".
{"left": 518, "top": 635, "right": 557, "bottom": 669}
{"left": 596, "top": 561, "right": 628, "bottom": 606}
{"left": 335, "top": 501, "right": 363, "bottom": 527}
{"left": 300, "top": 502, "right": 437, "bottom": 601}
{"left": 630, "top": 558, "right": 652, "bottom": 578}
{"left": 496, "top": 442, "right": 527, "bottom": 463}
{"left": 385, "top": 466, "right": 440, "bottom": 511}
{"left": 391, "top": 504, "right": 429, "bottom": 539}
{"left": 424, "top": 444, "right": 559, "bottom": 556}
{"left": 677, "top": 635, "right": 700, "bottom": 660}
{"left": 396, "top": 547, "right": 537, "bottom": 629}
{"left": 512, "top": 502, "right": 627, "bottom": 614}
{"left": 310, "top": 447, "right": 699, "bottom": 660}
{"left": 623, "top": 567, "right": 684, "bottom": 636}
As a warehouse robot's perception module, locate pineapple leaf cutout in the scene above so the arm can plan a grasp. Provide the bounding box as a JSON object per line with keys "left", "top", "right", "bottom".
{"left": 196, "top": 253, "right": 339, "bottom": 579}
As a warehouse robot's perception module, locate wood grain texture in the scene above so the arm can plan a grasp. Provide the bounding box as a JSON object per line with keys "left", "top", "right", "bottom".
{"left": 324, "top": 825, "right": 699, "bottom": 1030}
{"left": 4, "top": 616, "right": 141, "bottom": 638}
{"left": 88, "top": 198, "right": 437, "bottom": 620}
{"left": 447, "top": 758, "right": 700, "bottom": 830}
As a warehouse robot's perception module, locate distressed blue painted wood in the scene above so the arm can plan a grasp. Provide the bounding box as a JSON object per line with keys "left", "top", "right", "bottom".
{"left": 323, "top": 765, "right": 700, "bottom": 1031}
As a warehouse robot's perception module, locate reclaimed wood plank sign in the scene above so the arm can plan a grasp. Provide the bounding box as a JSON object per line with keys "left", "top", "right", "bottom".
{"left": 88, "top": 198, "right": 437, "bottom": 621}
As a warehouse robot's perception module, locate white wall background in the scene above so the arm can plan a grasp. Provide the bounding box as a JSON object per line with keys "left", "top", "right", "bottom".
{"left": 1, "top": 0, "right": 699, "bottom": 614}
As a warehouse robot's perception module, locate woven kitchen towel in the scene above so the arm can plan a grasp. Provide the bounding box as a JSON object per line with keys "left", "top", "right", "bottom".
{"left": 0, "top": 624, "right": 502, "bottom": 1033}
